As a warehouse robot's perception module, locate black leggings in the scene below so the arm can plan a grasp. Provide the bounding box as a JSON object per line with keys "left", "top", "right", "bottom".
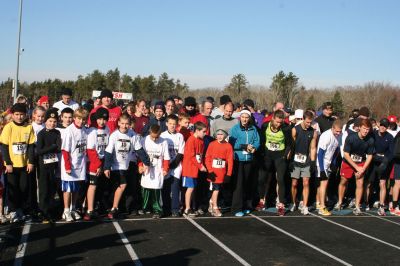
{"left": 259, "top": 154, "right": 287, "bottom": 204}
{"left": 231, "top": 161, "right": 254, "bottom": 213}
{"left": 38, "top": 164, "right": 57, "bottom": 216}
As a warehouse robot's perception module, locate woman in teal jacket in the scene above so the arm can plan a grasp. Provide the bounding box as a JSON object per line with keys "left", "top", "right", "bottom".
{"left": 229, "top": 109, "right": 260, "bottom": 216}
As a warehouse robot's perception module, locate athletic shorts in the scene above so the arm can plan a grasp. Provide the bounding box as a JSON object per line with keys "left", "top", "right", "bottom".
{"left": 182, "top": 177, "right": 197, "bottom": 188}
{"left": 61, "top": 180, "right": 82, "bottom": 192}
{"left": 291, "top": 166, "right": 311, "bottom": 179}
{"left": 88, "top": 174, "right": 99, "bottom": 186}
{"left": 340, "top": 161, "right": 365, "bottom": 179}
{"left": 393, "top": 164, "right": 400, "bottom": 180}
{"left": 209, "top": 182, "right": 221, "bottom": 191}
{"left": 111, "top": 170, "right": 127, "bottom": 186}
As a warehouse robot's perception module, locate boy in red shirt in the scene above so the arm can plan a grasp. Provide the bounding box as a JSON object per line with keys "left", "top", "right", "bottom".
{"left": 205, "top": 129, "right": 233, "bottom": 217}
{"left": 182, "top": 122, "right": 207, "bottom": 217}
{"left": 176, "top": 112, "right": 192, "bottom": 142}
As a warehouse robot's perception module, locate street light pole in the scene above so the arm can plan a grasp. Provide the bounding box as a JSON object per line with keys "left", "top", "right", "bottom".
{"left": 14, "top": 0, "right": 23, "bottom": 104}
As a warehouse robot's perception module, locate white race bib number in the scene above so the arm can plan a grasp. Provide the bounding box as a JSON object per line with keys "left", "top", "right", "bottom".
{"left": 294, "top": 153, "right": 307, "bottom": 163}
{"left": 212, "top": 159, "right": 226, "bottom": 169}
{"left": 242, "top": 151, "right": 249, "bottom": 155}
{"left": 196, "top": 154, "right": 202, "bottom": 163}
{"left": 351, "top": 154, "right": 362, "bottom": 163}
{"left": 266, "top": 142, "right": 280, "bottom": 151}
{"left": 43, "top": 153, "right": 58, "bottom": 164}
{"left": 12, "top": 143, "right": 27, "bottom": 155}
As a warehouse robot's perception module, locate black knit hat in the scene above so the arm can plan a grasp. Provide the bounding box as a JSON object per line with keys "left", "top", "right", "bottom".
{"left": 99, "top": 89, "right": 113, "bottom": 99}
{"left": 184, "top": 96, "right": 196, "bottom": 106}
{"left": 95, "top": 107, "right": 109, "bottom": 121}
{"left": 154, "top": 101, "right": 166, "bottom": 113}
{"left": 11, "top": 103, "right": 27, "bottom": 114}
{"left": 45, "top": 108, "right": 59, "bottom": 121}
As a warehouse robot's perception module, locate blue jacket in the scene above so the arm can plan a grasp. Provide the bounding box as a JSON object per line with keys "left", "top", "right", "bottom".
{"left": 229, "top": 123, "right": 260, "bottom": 161}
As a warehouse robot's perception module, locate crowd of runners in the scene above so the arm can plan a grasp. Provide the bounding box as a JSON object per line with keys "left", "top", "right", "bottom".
{"left": 0, "top": 87, "right": 400, "bottom": 224}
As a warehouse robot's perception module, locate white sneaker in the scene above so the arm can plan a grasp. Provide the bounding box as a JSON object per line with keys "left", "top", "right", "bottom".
{"left": 301, "top": 206, "right": 309, "bottom": 215}
{"left": 9, "top": 212, "right": 20, "bottom": 223}
{"left": 71, "top": 210, "right": 82, "bottom": 220}
{"left": 353, "top": 207, "right": 362, "bottom": 216}
{"left": 373, "top": 201, "right": 380, "bottom": 209}
{"left": 289, "top": 203, "right": 297, "bottom": 212}
{"left": 299, "top": 201, "right": 304, "bottom": 211}
{"left": 348, "top": 198, "right": 356, "bottom": 208}
{"left": 63, "top": 210, "right": 74, "bottom": 222}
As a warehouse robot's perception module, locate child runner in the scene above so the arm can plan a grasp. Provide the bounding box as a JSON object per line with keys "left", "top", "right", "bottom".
{"left": 181, "top": 121, "right": 207, "bottom": 217}
{"left": 36, "top": 108, "right": 61, "bottom": 223}
{"left": 104, "top": 114, "right": 150, "bottom": 219}
{"left": 140, "top": 124, "right": 170, "bottom": 218}
{"left": 84, "top": 107, "right": 110, "bottom": 220}
{"left": 205, "top": 129, "right": 233, "bottom": 217}
{"left": 160, "top": 114, "right": 185, "bottom": 216}
{"left": 61, "top": 108, "right": 89, "bottom": 222}
{"left": 176, "top": 112, "right": 191, "bottom": 142}
{"left": 0, "top": 103, "right": 35, "bottom": 223}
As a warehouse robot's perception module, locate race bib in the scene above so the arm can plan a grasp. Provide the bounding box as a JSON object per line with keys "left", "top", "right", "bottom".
{"left": 266, "top": 142, "right": 280, "bottom": 151}
{"left": 212, "top": 159, "right": 226, "bottom": 169}
{"left": 242, "top": 151, "right": 249, "bottom": 155}
{"left": 43, "top": 153, "right": 58, "bottom": 164}
{"left": 196, "top": 154, "right": 202, "bottom": 163}
{"left": 350, "top": 154, "right": 362, "bottom": 163}
{"left": 12, "top": 142, "right": 27, "bottom": 155}
{"left": 294, "top": 153, "right": 307, "bottom": 163}
{"left": 150, "top": 155, "right": 160, "bottom": 167}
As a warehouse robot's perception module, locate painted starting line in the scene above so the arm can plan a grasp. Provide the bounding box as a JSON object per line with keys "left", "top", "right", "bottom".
{"left": 12, "top": 213, "right": 400, "bottom": 265}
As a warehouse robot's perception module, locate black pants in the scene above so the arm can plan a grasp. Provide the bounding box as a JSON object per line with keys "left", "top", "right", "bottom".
{"left": 231, "top": 161, "right": 253, "bottom": 213}
{"left": 194, "top": 172, "right": 209, "bottom": 211}
{"left": 259, "top": 154, "right": 287, "bottom": 204}
{"left": 38, "top": 164, "right": 57, "bottom": 216}
{"left": 124, "top": 162, "right": 140, "bottom": 213}
{"left": 7, "top": 167, "right": 29, "bottom": 212}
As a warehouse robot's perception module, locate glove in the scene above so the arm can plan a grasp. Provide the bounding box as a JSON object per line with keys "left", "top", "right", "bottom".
{"left": 223, "top": 175, "right": 231, "bottom": 184}
{"left": 208, "top": 172, "right": 217, "bottom": 182}
{"left": 319, "top": 171, "right": 328, "bottom": 179}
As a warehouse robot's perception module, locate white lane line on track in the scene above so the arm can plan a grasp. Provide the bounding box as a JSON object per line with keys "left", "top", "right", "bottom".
{"left": 309, "top": 213, "right": 400, "bottom": 250}
{"left": 250, "top": 214, "right": 352, "bottom": 266}
{"left": 362, "top": 212, "right": 400, "bottom": 226}
{"left": 112, "top": 221, "right": 142, "bottom": 266}
{"left": 185, "top": 216, "right": 251, "bottom": 266}
{"left": 14, "top": 223, "right": 31, "bottom": 266}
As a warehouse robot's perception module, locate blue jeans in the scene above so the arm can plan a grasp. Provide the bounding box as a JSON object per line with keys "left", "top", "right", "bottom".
{"left": 162, "top": 176, "right": 181, "bottom": 214}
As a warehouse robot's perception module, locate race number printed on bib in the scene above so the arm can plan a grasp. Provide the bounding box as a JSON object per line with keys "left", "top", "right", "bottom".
{"left": 12, "top": 142, "right": 27, "bottom": 155}
{"left": 266, "top": 142, "right": 280, "bottom": 151}
{"left": 294, "top": 153, "right": 307, "bottom": 164}
{"left": 212, "top": 159, "right": 226, "bottom": 169}
{"left": 350, "top": 154, "right": 362, "bottom": 163}
{"left": 43, "top": 153, "right": 58, "bottom": 164}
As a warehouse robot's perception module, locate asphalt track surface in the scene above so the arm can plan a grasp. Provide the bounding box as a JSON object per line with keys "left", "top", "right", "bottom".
{"left": 1, "top": 209, "right": 400, "bottom": 266}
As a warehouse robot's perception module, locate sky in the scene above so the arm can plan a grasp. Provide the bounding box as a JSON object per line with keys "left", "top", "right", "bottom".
{"left": 0, "top": 0, "right": 399, "bottom": 89}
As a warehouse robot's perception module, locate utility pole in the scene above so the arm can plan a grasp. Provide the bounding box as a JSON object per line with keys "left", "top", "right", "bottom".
{"left": 14, "top": 0, "right": 23, "bottom": 104}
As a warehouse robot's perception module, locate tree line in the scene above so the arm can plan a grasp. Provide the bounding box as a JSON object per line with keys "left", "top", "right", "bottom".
{"left": 0, "top": 69, "right": 398, "bottom": 119}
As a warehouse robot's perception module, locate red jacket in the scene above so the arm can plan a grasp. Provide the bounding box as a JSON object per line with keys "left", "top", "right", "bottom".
{"left": 182, "top": 135, "right": 204, "bottom": 178}
{"left": 90, "top": 105, "right": 122, "bottom": 133}
{"left": 205, "top": 140, "right": 234, "bottom": 184}
{"left": 177, "top": 126, "right": 192, "bottom": 142}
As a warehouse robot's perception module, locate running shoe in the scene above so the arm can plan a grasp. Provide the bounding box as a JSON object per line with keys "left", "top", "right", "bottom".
{"left": 183, "top": 209, "right": 197, "bottom": 218}
{"left": 234, "top": 211, "right": 245, "bottom": 217}
{"left": 107, "top": 208, "right": 118, "bottom": 219}
{"left": 171, "top": 211, "right": 181, "bottom": 217}
{"left": 315, "top": 202, "right": 321, "bottom": 210}
{"left": 348, "top": 198, "right": 356, "bottom": 208}
{"left": 83, "top": 211, "right": 94, "bottom": 221}
{"left": 289, "top": 203, "right": 297, "bottom": 212}
{"left": 71, "top": 210, "right": 82, "bottom": 220}
{"left": 138, "top": 209, "right": 145, "bottom": 215}
{"left": 318, "top": 207, "right": 332, "bottom": 216}
{"left": 392, "top": 207, "right": 400, "bottom": 216}
{"left": 377, "top": 207, "right": 386, "bottom": 216}
{"left": 152, "top": 213, "right": 161, "bottom": 219}
{"left": 211, "top": 208, "right": 222, "bottom": 217}
{"left": 62, "top": 210, "right": 74, "bottom": 222}
{"left": 277, "top": 205, "right": 285, "bottom": 216}
{"left": 389, "top": 207, "right": 396, "bottom": 215}
{"left": 243, "top": 209, "right": 251, "bottom": 215}
{"left": 373, "top": 201, "right": 380, "bottom": 209}
{"left": 299, "top": 201, "right": 304, "bottom": 211}
{"left": 208, "top": 200, "right": 213, "bottom": 213}
{"left": 301, "top": 206, "right": 309, "bottom": 215}
{"left": 365, "top": 204, "right": 370, "bottom": 211}
{"left": 333, "top": 202, "right": 343, "bottom": 211}
{"left": 255, "top": 201, "right": 265, "bottom": 211}
{"left": 353, "top": 207, "right": 362, "bottom": 216}
{"left": 195, "top": 209, "right": 205, "bottom": 216}
{"left": 9, "top": 212, "right": 20, "bottom": 223}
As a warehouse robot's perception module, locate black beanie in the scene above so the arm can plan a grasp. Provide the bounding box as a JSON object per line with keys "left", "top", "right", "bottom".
{"left": 95, "top": 107, "right": 109, "bottom": 121}
{"left": 45, "top": 108, "right": 59, "bottom": 121}
{"left": 99, "top": 89, "right": 113, "bottom": 99}
{"left": 11, "top": 103, "right": 27, "bottom": 114}
{"left": 184, "top": 96, "right": 196, "bottom": 106}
